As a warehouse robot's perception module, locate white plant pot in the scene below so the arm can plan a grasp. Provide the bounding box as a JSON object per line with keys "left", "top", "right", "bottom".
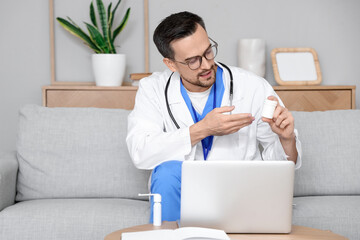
{"left": 92, "top": 54, "right": 126, "bottom": 86}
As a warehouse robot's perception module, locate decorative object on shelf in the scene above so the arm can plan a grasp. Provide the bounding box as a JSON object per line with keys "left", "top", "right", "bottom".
{"left": 238, "top": 39, "right": 266, "bottom": 78}
{"left": 271, "top": 48, "right": 322, "bottom": 86}
{"left": 92, "top": 54, "right": 126, "bottom": 86}
{"left": 56, "top": 0, "right": 130, "bottom": 86}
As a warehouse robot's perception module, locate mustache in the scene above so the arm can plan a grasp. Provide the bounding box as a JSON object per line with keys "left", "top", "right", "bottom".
{"left": 198, "top": 64, "right": 217, "bottom": 77}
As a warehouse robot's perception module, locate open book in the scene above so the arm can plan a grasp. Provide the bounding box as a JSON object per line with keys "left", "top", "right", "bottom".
{"left": 121, "top": 227, "right": 230, "bottom": 240}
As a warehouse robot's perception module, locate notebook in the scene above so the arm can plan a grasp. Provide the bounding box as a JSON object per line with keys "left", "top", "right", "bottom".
{"left": 180, "top": 160, "right": 295, "bottom": 233}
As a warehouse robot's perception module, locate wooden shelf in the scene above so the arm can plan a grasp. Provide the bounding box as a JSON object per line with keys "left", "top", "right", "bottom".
{"left": 42, "top": 85, "right": 356, "bottom": 111}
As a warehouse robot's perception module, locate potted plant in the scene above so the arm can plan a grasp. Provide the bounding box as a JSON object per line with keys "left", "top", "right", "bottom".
{"left": 57, "top": 0, "right": 130, "bottom": 86}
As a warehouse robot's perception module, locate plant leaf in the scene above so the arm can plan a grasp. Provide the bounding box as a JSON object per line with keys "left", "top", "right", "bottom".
{"left": 96, "top": 0, "right": 109, "bottom": 48}
{"left": 57, "top": 17, "right": 101, "bottom": 53}
{"left": 107, "top": 10, "right": 115, "bottom": 53}
{"left": 67, "top": 17, "right": 80, "bottom": 28}
{"left": 90, "top": 1, "right": 97, "bottom": 28}
{"left": 111, "top": 0, "right": 122, "bottom": 27}
{"left": 106, "top": 3, "right": 115, "bottom": 52}
{"left": 85, "top": 22, "right": 109, "bottom": 53}
{"left": 112, "top": 7, "right": 130, "bottom": 41}
{"left": 110, "top": 40, "right": 116, "bottom": 54}
{"left": 107, "top": 2, "right": 112, "bottom": 27}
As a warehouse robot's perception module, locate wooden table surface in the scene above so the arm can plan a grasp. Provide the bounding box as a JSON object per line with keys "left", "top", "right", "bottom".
{"left": 104, "top": 221, "right": 348, "bottom": 240}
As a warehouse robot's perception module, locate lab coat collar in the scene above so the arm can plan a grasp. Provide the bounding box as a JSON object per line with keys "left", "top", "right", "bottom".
{"left": 218, "top": 62, "right": 244, "bottom": 107}
{"left": 167, "top": 72, "right": 195, "bottom": 127}
{"left": 166, "top": 63, "right": 243, "bottom": 128}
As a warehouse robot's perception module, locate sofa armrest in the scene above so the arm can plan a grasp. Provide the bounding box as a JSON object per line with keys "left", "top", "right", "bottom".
{"left": 0, "top": 151, "right": 18, "bottom": 211}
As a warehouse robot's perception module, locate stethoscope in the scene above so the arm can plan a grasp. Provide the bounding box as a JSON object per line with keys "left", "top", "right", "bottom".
{"left": 165, "top": 62, "right": 233, "bottom": 129}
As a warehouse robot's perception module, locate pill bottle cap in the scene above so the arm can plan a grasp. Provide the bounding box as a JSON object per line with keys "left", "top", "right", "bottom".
{"left": 264, "top": 99, "right": 277, "bottom": 106}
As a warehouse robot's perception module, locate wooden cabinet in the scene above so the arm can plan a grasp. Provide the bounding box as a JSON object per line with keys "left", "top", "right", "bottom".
{"left": 43, "top": 85, "right": 356, "bottom": 111}
{"left": 273, "top": 85, "right": 356, "bottom": 111}
{"left": 42, "top": 86, "right": 138, "bottom": 110}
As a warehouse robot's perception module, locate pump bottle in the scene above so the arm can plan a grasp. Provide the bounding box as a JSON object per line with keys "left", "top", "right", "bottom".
{"left": 138, "top": 193, "right": 162, "bottom": 226}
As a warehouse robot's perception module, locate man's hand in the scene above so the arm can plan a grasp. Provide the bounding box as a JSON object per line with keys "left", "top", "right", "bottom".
{"left": 262, "top": 96, "right": 295, "bottom": 140}
{"left": 190, "top": 106, "right": 255, "bottom": 146}
{"left": 262, "top": 96, "right": 298, "bottom": 163}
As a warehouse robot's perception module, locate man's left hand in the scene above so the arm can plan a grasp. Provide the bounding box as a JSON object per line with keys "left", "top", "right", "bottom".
{"left": 262, "top": 96, "right": 295, "bottom": 140}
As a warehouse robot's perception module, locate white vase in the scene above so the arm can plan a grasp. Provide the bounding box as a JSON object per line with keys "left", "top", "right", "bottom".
{"left": 92, "top": 54, "right": 126, "bottom": 86}
{"left": 238, "top": 39, "right": 266, "bottom": 77}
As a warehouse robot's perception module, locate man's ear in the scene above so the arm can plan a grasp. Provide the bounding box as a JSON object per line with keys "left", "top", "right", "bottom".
{"left": 163, "top": 58, "right": 178, "bottom": 72}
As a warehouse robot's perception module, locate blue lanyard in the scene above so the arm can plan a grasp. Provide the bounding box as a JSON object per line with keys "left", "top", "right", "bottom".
{"left": 190, "top": 83, "right": 215, "bottom": 160}
{"left": 180, "top": 66, "right": 224, "bottom": 160}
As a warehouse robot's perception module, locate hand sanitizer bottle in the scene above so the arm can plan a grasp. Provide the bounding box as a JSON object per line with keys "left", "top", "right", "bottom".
{"left": 138, "top": 193, "right": 162, "bottom": 226}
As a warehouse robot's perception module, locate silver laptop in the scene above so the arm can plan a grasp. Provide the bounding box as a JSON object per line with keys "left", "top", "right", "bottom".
{"left": 180, "top": 161, "right": 295, "bottom": 233}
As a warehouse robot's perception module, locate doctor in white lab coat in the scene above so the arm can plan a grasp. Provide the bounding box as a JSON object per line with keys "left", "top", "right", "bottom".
{"left": 127, "top": 66, "right": 302, "bottom": 169}
{"left": 126, "top": 11, "right": 301, "bottom": 222}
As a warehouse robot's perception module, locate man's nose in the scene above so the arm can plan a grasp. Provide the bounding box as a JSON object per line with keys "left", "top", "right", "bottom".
{"left": 200, "top": 56, "right": 212, "bottom": 69}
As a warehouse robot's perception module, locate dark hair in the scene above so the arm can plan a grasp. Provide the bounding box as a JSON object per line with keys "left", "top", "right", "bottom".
{"left": 153, "top": 11, "right": 206, "bottom": 59}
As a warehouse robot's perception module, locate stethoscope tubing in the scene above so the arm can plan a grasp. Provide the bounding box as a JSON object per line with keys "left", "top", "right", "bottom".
{"left": 165, "top": 62, "right": 233, "bottom": 129}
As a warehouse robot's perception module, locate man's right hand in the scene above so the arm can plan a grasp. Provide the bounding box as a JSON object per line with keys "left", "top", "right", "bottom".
{"left": 190, "top": 106, "right": 255, "bottom": 146}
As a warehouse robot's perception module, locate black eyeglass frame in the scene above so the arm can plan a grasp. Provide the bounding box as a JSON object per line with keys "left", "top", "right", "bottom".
{"left": 172, "top": 38, "right": 218, "bottom": 70}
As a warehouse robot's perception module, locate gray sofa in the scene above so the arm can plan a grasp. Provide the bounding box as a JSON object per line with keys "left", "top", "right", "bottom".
{"left": 0, "top": 104, "right": 359, "bottom": 240}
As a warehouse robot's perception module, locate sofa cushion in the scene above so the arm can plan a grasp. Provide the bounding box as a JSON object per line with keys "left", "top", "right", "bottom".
{"left": 292, "top": 110, "right": 360, "bottom": 196}
{"left": 0, "top": 198, "right": 149, "bottom": 240}
{"left": 0, "top": 152, "right": 18, "bottom": 211}
{"left": 16, "top": 105, "right": 150, "bottom": 201}
{"left": 293, "top": 196, "right": 360, "bottom": 240}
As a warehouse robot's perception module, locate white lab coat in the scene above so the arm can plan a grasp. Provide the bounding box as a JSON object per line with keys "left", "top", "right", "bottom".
{"left": 126, "top": 64, "right": 302, "bottom": 170}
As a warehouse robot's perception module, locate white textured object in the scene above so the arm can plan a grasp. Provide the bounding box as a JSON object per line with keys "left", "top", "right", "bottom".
{"left": 92, "top": 54, "right": 126, "bottom": 86}
{"left": 262, "top": 99, "right": 277, "bottom": 119}
{"left": 238, "top": 39, "right": 266, "bottom": 77}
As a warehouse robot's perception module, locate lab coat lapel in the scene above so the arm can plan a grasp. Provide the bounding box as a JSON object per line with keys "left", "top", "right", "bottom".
{"left": 219, "top": 63, "right": 243, "bottom": 107}
{"left": 167, "top": 72, "right": 194, "bottom": 127}
{"left": 212, "top": 63, "right": 233, "bottom": 146}
{"left": 213, "top": 64, "right": 244, "bottom": 149}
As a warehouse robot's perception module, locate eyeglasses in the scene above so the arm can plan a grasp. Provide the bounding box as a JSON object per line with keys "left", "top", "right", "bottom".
{"left": 173, "top": 38, "right": 218, "bottom": 70}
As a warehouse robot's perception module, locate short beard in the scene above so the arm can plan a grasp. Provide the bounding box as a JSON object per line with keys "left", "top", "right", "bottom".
{"left": 181, "top": 64, "right": 217, "bottom": 89}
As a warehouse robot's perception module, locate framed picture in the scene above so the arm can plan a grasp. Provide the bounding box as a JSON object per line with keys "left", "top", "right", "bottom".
{"left": 271, "top": 48, "right": 322, "bottom": 86}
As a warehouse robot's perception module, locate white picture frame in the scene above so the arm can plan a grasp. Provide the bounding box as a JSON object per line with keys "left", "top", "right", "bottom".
{"left": 271, "top": 48, "right": 322, "bottom": 86}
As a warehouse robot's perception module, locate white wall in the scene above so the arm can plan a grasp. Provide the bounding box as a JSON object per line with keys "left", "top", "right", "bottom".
{"left": 0, "top": 0, "right": 51, "bottom": 154}
{"left": 1, "top": 0, "right": 359, "bottom": 153}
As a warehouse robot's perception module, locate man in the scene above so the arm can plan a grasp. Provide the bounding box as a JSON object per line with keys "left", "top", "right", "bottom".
{"left": 126, "top": 11, "right": 301, "bottom": 223}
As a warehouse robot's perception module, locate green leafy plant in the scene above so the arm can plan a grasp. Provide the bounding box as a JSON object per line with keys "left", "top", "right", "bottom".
{"left": 57, "top": 0, "right": 130, "bottom": 54}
